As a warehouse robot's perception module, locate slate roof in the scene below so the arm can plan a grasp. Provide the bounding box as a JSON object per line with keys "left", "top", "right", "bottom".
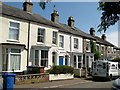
{"left": 93, "top": 36, "right": 114, "bottom": 46}
{"left": 1, "top": 3, "right": 59, "bottom": 28}
{"left": 1, "top": 3, "right": 96, "bottom": 40}
{"left": 113, "top": 46, "right": 120, "bottom": 50}
{"left": 1, "top": 3, "right": 118, "bottom": 47}
{"left": 58, "top": 24, "right": 96, "bottom": 40}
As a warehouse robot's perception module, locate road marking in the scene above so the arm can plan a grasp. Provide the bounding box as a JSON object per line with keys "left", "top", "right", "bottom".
{"left": 43, "top": 80, "right": 92, "bottom": 88}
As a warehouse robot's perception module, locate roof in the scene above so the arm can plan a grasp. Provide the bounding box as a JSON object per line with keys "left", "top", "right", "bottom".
{"left": 93, "top": 36, "right": 114, "bottom": 46}
{"left": 113, "top": 46, "right": 120, "bottom": 50}
{"left": 58, "top": 24, "right": 96, "bottom": 40}
{"left": 1, "top": 3, "right": 96, "bottom": 40}
{"left": 1, "top": 3, "right": 59, "bottom": 28}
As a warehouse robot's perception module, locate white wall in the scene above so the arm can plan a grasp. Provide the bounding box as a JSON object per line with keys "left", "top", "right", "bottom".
{"left": 71, "top": 35, "right": 83, "bottom": 53}
{"left": 58, "top": 33, "right": 70, "bottom": 52}
{"left": 29, "top": 23, "right": 59, "bottom": 70}
{"left": 1, "top": 17, "right": 28, "bottom": 72}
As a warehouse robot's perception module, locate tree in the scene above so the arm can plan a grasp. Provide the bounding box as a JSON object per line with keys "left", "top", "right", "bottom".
{"left": 39, "top": 0, "right": 51, "bottom": 10}
{"left": 98, "top": 2, "right": 120, "bottom": 32}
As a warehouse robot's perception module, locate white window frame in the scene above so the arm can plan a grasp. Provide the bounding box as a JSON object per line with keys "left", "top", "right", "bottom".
{"left": 78, "top": 56, "right": 82, "bottom": 68}
{"left": 34, "top": 49, "right": 48, "bottom": 67}
{"left": 59, "top": 35, "right": 64, "bottom": 48}
{"left": 73, "top": 55, "right": 77, "bottom": 68}
{"left": 107, "top": 47, "right": 111, "bottom": 54}
{"left": 74, "top": 38, "right": 78, "bottom": 49}
{"left": 37, "top": 28, "right": 45, "bottom": 43}
{"left": 101, "top": 46, "right": 104, "bottom": 55}
{"left": 8, "top": 21, "right": 20, "bottom": 41}
{"left": 86, "top": 41, "right": 90, "bottom": 51}
{"left": 52, "top": 31, "right": 57, "bottom": 44}
{"left": 4, "top": 48, "right": 21, "bottom": 72}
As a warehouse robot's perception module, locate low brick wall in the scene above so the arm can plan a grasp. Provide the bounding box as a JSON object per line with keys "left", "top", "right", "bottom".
{"left": 15, "top": 73, "right": 49, "bottom": 85}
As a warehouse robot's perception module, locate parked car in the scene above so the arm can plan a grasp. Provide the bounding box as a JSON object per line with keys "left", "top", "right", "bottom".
{"left": 112, "top": 77, "right": 120, "bottom": 90}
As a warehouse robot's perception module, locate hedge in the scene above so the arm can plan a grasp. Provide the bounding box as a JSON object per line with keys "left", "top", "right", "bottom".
{"left": 48, "top": 65, "right": 74, "bottom": 74}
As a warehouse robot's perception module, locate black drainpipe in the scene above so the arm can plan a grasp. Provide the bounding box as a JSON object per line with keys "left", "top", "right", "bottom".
{"left": 27, "top": 21, "right": 30, "bottom": 68}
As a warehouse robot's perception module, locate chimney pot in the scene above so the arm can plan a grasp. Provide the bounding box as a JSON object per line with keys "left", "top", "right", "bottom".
{"left": 89, "top": 27, "right": 95, "bottom": 36}
{"left": 102, "top": 34, "right": 106, "bottom": 40}
{"left": 51, "top": 10, "right": 59, "bottom": 23}
{"left": 68, "top": 16, "right": 74, "bottom": 28}
{"left": 23, "top": 1, "right": 33, "bottom": 13}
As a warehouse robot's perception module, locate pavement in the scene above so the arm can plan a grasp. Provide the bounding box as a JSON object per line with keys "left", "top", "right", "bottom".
{"left": 15, "top": 78, "right": 93, "bottom": 89}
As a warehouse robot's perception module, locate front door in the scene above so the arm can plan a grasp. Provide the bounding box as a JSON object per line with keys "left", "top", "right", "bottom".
{"left": 59, "top": 56, "right": 63, "bottom": 66}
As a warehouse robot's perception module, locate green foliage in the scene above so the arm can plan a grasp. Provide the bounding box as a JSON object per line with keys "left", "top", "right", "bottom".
{"left": 98, "top": 2, "right": 120, "bottom": 32}
{"left": 39, "top": 0, "right": 52, "bottom": 10}
{"left": 90, "top": 41, "right": 96, "bottom": 53}
{"left": 112, "top": 58, "right": 120, "bottom": 61}
{"left": 48, "top": 65, "right": 74, "bottom": 74}
{"left": 90, "top": 41, "right": 101, "bottom": 60}
{"left": 94, "top": 51, "right": 101, "bottom": 60}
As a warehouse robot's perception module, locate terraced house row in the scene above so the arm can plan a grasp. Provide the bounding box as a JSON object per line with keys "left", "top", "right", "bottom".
{"left": 0, "top": 2, "right": 120, "bottom": 73}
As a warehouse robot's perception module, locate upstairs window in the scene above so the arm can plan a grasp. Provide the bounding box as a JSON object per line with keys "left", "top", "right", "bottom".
{"left": 108, "top": 47, "right": 111, "bottom": 54}
{"left": 74, "top": 38, "right": 78, "bottom": 49}
{"left": 59, "top": 35, "right": 64, "bottom": 48}
{"left": 37, "top": 28, "right": 45, "bottom": 43}
{"left": 86, "top": 41, "right": 90, "bottom": 51}
{"left": 9, "top": 22, "right": 19, "bottom": 40}
{"left": 96, "top": 45, "right": 99, "bottom": 51}
{"left": 52, "top": 31, "right": 57, "bottom": 44}
{"left": 101, "top": 46, "right": 104, "bottom": 54}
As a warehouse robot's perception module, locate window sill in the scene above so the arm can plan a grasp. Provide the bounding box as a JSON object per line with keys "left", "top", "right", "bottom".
{"left": 7, "top": 39, "right": 20, "bottom": 43}
{"left": 52, "top": 44, "right": 57, "bottom": 47}
{"left": 36, "top": 42, "right": 44, "bottom": 45}
{"left": 59, "top": 47, "right": 64, "bottom": 50}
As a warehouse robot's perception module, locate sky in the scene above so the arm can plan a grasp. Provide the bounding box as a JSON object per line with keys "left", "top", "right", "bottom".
{"left": 4, "top": 1, "right": 119, "bottom": 47}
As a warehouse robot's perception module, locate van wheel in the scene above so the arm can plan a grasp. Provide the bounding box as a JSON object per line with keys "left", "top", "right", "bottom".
{"left": 109, "top": 74, "right": 112, "bottom": 81}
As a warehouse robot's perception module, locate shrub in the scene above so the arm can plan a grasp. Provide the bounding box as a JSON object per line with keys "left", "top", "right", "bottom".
{"left": 48, "top": 65, "right": 74, "bottom": 74}
{"left": 112, "top": 58, "right": 120, "bottom": 61}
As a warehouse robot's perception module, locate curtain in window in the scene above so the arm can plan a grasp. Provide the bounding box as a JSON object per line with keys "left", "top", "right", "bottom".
{"left": 10, "top": 54, "right": 20, "bottom": 70}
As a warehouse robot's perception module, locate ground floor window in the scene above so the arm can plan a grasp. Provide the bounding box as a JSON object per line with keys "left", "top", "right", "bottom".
{"left": 74, "top": 55, "right": 77, "bottom": 68}
{"left": 73, "top": 55, "right": 82, "bottom": 69}
{"left": 34, "top": 50, "right": 48, "bottom": 67}
{"left": 52, "top": 52, "right": 56, "bottom": 65}
{"left": 65, "top": 55, "right": 69, "bottom": 66}
{"left": 2, "top": 48, "right": 21, "bottom": 71}
{"left": 78, "top": 56, "right": 82, "bottom": 68}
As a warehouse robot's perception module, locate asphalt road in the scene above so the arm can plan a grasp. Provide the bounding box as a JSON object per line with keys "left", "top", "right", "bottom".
{"left": 60, "top": 80, "right": 113, "bottom": 89}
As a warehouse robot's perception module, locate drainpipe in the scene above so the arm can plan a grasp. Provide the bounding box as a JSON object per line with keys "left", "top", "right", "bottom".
{"left": 70, "top": 34, "right": 72, "bottom": 66}
{"left": 27, "top": 21, "right": 30, "bottom": 68}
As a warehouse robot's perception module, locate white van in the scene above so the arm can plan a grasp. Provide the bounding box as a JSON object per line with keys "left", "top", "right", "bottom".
{"left": 92, "top": 60, "right": 120, "bottom": 80}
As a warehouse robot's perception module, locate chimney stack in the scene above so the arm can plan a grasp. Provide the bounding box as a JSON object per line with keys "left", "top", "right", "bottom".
{"left": 23, "top": 0, "right": 33, "bottom": 13}
{"left": 101, "top": 34, "right": 106, "bottom": 40}
{"left": 51, "top": 10, "right": 59, "bottom": 23}
{"left": 68, "top": 16, "right": 74, "bottom": 28}
{"left": 89, "top": 27, "right": 95, "bottom": 36}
